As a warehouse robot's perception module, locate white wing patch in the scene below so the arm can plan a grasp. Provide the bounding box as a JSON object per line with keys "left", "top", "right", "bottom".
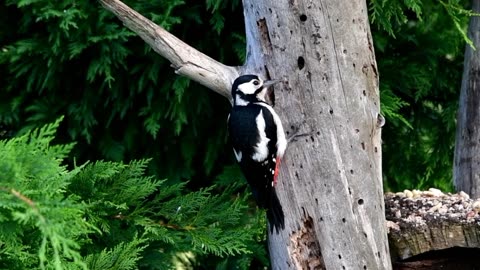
{"left": 255, "top": 103, "right": 287, "bottom": 158}
{"left": 252, "top": 110, "right": 270, "bottom": 161}
{"left": 233, "top": 148, "right": 242, "bottom": 162}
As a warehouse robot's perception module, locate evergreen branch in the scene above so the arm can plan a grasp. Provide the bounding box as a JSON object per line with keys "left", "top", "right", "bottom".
{"left": 440, "top": 0, "right": 480, "bottom": 50}
{"left": 98, "top": 0, "right": 239, "bottom": 100}
{"left": 1, "top": 187, "right": 87, "bottom": 270}
{"left": 158, "top": 220, "right": 195, "bottom": 231}
{"left": 1, "top": 187, "right": 46, "bottom": 223}
{"left": 9, "top": 188, "right": 36, "bottom": 208}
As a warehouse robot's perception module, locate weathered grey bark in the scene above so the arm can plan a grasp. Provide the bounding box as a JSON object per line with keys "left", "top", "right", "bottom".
{"left": 99, "top": 0, "right": 391, "bottom": 269}
{"left": 385, "top": 190, "right": 480, "bottom": 260}
{"left": 454, "top": 0, "right": 480, "bottom": 198}
{"left": 241, "top": 1, "right": 390, "bottom": 269}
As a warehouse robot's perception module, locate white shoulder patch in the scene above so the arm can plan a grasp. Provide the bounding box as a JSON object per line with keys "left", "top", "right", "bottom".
{"left": 255, "top": 103, "right": 287, "bottom": 158}
{"left": 233, "top": 148, "right": 242, "bottom": 162}
{"left": 235, "top": 95, "right": 249, "bottom": 106}
{"left": 252, "top": 110, "right": 270, "bottom": 161}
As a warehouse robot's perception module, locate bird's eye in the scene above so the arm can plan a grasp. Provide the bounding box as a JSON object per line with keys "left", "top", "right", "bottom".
{"left": 253, "top": 80, "right": 260, "bottom": 86}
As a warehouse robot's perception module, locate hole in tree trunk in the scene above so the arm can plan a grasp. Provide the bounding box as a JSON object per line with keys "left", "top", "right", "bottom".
{"left": 298, "top": 56, "right": 305, "bottom": 70}
{"left": 289, "top": 216, "right": 324, "bottom": 269}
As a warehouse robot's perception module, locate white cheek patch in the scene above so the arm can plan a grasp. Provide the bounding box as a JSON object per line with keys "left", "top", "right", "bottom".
{"left": 252, "top": 110, "right": 270, "bottom": 161}
{"left": 238, "top": 83, "right": 257, "bottom": 95}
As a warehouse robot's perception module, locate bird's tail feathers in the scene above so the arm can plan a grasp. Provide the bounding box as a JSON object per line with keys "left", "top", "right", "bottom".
{"left": 267, "top": 188, "right": 285, "bottom": 234}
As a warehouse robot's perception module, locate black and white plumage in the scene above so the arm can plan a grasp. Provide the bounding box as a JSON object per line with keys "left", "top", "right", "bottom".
{"left": 227, "top": 74, "right": 287, "bottom": 233}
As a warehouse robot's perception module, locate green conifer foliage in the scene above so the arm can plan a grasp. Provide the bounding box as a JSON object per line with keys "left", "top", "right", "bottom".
{"left": 0, "top": 119, "right": 265, "bottom": 269}
{"left": 0, "top": 0, "right": 245, "bottom": 184}
{"left": 370, "top": 0, "right": 472, "bottom": 191}
{"left": 0, "top": 1, "right": 264, "bottom": 267}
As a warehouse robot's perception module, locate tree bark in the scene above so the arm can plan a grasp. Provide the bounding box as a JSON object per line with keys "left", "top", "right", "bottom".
{"left": 454, "top": 0, "right": 480, "bottom": 198}
{"left": 99, "top": 0, "right": 392, "bottom": 269}
{"left": 241, "top": 1, "right": 390, "bottom": 269}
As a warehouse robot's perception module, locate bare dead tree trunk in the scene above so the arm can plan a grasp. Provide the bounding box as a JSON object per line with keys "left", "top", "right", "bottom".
{"left": 241, "top": 1, "right": 390, "bottom": 269}
{"left": 454, "top": 0, "right": 480, "bottom": 199}
{"left": 99, "top": 0, "right": 391, "bottom": 268}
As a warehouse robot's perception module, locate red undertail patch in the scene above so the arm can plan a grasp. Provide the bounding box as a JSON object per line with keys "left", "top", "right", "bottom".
{"left": 273, "top": 157, "right": 281, "bottom": 186}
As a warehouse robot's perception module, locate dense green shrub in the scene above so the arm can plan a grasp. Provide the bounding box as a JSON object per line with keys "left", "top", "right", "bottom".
{"left": 0, "top": 119, "right": 266, "bottom": 269}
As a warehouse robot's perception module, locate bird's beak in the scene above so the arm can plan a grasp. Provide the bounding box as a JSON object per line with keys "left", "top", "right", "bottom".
{"left": 263, "top": 79, "right": 282, "bottom": 88}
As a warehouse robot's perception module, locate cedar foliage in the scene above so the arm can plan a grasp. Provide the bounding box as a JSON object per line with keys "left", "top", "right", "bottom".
{"left": 370, "top": 0, "right": 473, "bottom": 191}
{"left": 0, "top": 118, "right": 265, "bottom": 269}
{"left": 0, "top": 0, "right": 243, "bottom": 183}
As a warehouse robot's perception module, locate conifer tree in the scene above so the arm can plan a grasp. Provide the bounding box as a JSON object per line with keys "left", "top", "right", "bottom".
{"left": 0, "top": 118, "right": 266, "bottom": 269}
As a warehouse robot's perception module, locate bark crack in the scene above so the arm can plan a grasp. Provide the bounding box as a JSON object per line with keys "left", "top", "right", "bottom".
{"left": 257, "top": 18, "right": 273, "bottom": 55}
{"left": 321, "top": 1, "right": 350, "bottom": 118}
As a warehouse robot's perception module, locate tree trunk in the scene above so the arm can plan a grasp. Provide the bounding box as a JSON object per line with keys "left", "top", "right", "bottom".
{"left": 241, "top": 1, "right": 391, "bottom": 269}
{"left": 99, "top": 0, "right": 392, "bottom": 268}
{"left": 454, "top": 0, "right": 480, "bottom": 199}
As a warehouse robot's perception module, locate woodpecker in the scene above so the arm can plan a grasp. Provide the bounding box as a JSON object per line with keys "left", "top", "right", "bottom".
{"left": 227, "top": 74, "right": 287, "bottom": 233}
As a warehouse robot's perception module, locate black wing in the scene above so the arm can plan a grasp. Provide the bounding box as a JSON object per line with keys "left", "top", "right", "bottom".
{"left": 228, "top": 105, "right": 262, "bottom": 159}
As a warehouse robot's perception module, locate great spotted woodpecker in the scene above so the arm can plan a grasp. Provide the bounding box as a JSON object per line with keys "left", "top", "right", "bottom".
{"left": 227, "top": 74, "right": 287, "bottom": 233}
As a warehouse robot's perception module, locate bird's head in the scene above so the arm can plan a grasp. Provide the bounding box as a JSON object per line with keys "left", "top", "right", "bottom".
{"left": 231, "top": 74, "right": 280, "bottom": 106}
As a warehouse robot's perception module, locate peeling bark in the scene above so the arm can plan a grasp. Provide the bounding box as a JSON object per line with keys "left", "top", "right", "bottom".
{"left": 288, "top": 216, "right": 324, "bottom": 269}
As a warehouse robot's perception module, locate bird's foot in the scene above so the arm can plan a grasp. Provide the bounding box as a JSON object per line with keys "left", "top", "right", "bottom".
{"left": 286, "top": 121, "right": 310, "bottom": 143}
